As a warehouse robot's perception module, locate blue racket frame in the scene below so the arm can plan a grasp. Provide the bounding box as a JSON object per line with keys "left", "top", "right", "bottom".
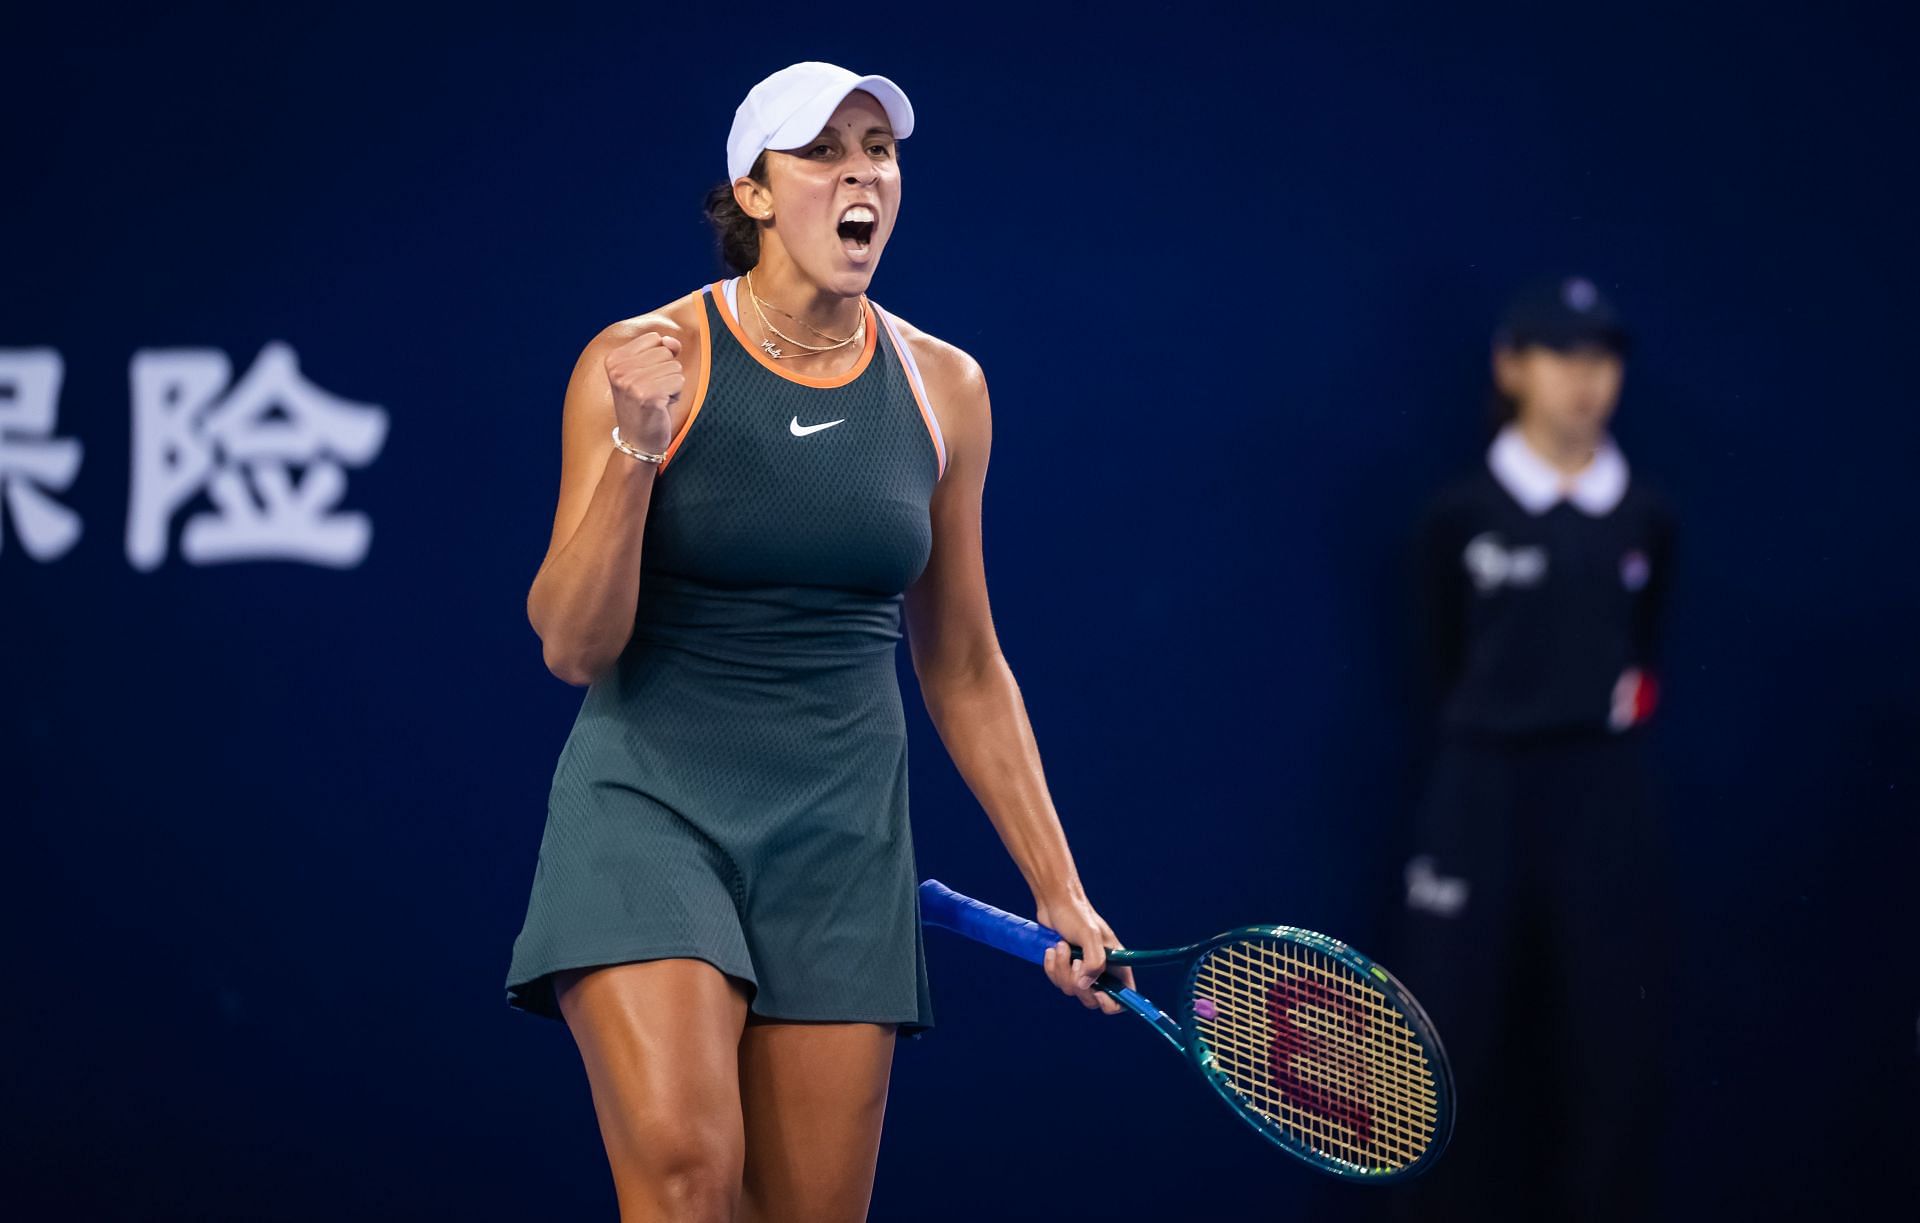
{"left": 919, "top": 878, "right": 1455, "bottom": 1181}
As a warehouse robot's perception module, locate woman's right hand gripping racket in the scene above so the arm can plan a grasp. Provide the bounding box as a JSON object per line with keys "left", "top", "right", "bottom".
{"left": 919, "top": 879, "right": 1455, "bottom": 1181}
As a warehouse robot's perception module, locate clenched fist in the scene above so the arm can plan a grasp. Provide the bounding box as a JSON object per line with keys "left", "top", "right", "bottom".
{"left": 603, "top": 331, "right": 684, "bottom": 455}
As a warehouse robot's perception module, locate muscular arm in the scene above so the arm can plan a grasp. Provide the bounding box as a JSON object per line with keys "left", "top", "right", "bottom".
{"left": 527, "top": 313, "right": 692, "bottom": 686}
{"left": 900, "top": 343, "right": 1082, "bottom": 908}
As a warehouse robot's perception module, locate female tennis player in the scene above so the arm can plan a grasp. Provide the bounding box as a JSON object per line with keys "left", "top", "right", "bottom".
{"left": 503, "top": 62, "right": 1134, "bottom": 1222}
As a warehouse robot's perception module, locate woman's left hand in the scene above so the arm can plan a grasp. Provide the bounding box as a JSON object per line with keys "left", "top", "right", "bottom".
{"left": 1034, "top": 889, "right": 1134, "bottom": 1016}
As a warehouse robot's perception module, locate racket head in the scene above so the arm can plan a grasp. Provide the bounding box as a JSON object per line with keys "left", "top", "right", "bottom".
{"left": 1178, "top": 926, "right": 1455, "bottom": 1181}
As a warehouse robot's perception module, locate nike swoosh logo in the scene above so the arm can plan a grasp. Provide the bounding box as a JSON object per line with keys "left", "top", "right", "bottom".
{"left": 790, "top": 417, "right": 847, "bottom": 437}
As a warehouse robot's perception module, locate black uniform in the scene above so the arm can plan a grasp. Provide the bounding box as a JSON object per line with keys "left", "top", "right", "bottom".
{"left": 1395, "top": 425, "right": 1674, "bottom": 1222}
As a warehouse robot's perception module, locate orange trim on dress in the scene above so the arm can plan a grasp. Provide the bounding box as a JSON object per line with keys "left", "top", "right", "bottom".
{"left": 659, "top": 289, "right": 715, "bottom": 471}
{"left": 707, "top": 278, "right": 879, "bottom": 389}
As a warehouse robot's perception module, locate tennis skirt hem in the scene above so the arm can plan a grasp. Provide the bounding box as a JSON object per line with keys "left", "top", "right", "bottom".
{"left": 506, "top": 948, "right": 933, "bottom": 1040}
{"left": 506, "top": 945, "right": 934, "bottom": 1039}
{"left": 505, "top": 942, "right": 758, "bottom": 1023}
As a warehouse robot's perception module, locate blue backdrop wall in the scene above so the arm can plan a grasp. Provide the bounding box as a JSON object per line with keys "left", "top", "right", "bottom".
{"left": 5, "top": 5, "right": 1916, "bottom": 1219}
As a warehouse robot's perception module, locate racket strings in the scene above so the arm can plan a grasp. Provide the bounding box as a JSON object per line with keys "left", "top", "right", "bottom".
{"left": 1195, "top": 954, "right": 1431, "bottom": 1169}
{"left": 1191, "top": 938, "right": 1441, "bottom": 1173}
{"left": 1205, "top": 955, "right": 1435, "bottom": 1168}
{"left": 1197, "top": 944, "right": 1436, "bottom": 1167}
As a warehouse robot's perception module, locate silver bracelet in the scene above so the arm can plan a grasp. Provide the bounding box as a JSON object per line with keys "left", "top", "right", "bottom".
{"left": 611, "top": 426, "right": 666, "bottom": 464}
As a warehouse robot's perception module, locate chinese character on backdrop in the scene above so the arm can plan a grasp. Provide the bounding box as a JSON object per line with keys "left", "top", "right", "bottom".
{"left": 127, "top": 342, "right": 389, "bottom": 571}
{"left": 0, "top": 349, "right": 84, "bottom": 562}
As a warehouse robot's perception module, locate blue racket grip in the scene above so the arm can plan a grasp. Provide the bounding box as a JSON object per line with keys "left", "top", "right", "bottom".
{"left": 919, "top": 879, "right": 1073, "bottom": 966}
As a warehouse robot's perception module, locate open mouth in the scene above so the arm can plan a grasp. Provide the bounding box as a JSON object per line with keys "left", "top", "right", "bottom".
{"left": 836, "top": 205, "right": 876, "bottom": 256}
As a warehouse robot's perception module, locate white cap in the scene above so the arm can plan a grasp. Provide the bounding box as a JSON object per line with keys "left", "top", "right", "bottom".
{"left": 726, "top": 61, "right": 915, "bottom": 183}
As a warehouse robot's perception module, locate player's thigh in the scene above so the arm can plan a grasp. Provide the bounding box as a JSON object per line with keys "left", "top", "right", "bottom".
{"left": 555, "top": 959, "right": 753, "bottom": 1217}
{"left": 737, "top": 1018, "right": 898, "bottom": 1223}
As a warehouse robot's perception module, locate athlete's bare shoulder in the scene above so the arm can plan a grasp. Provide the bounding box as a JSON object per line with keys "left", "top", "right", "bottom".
{"left": 584, "top": 286, "right": 709, "bottom": 361}
{"left": 876, "top": 307, "right": 986, "bottom": 427}
{"left": 556, "top": 285, "right": 711, "bottom": 450}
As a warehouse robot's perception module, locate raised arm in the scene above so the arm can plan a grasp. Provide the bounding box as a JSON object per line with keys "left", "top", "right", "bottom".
{"left": 527, "top": 311, "right": 696, "bottom": 686}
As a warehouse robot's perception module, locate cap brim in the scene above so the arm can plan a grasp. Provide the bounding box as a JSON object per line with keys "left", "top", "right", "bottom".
{"left": 762, "top": 73, "right": 915, "bottom": 155}
{"left": 1499, "top": 322, "right": 1630, "bottom": 356}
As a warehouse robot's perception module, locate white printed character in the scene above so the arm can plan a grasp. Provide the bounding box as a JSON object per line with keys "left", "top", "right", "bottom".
{"left": 126, "top": 342, "right": 388, "bottom": 570}
{"left": 1463, "top": 531, "right": 1548, "bottom": 594}
{"left": 0, "top": 349, "right": 83, "bottom": 561}
{"left": 1404, "top": 855, "right": 1471, "bottom": 918}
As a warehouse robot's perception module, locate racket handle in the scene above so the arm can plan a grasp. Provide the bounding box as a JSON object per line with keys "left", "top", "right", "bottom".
{"left": 919, "top": 879, "right": 1071, "bottom": 966}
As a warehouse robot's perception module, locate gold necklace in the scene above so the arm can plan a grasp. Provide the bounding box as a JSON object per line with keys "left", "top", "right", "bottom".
{"left": 743, "top": 272, "right": 865, "bottom": 360}
{"left": 748, "top": 275, "right": 865, "bottom": 343}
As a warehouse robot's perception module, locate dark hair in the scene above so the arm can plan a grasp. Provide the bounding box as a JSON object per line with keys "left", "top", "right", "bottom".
{"left": 1486, "top": 383, "right": 1520, "bottom": 430}
{"left": 703, "top": 152, "right": 768, "bottom": 274}
{"left": 1486, "top": 337, "right": 1524, "bottom": 430}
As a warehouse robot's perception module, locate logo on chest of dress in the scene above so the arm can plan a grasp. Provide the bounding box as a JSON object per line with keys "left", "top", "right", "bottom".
{"left": 790, "top": 416, "right": 847, "bottom": 437}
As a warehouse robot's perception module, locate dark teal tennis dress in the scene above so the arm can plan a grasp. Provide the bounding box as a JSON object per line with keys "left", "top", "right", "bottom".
{"left": 505, "top": 278, "right": 947, "bottom": 1038}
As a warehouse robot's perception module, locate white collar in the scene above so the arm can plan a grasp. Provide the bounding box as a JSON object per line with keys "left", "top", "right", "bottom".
{"left": 1487, "top": 424, "right": 1629, "bottom": 517}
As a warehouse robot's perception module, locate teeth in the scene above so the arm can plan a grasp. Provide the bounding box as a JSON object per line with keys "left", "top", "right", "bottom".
{"left": 842, "top": 205, "right": 876, "bottom": 223}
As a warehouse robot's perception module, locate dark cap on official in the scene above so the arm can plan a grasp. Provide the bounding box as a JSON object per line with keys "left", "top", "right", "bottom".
{"left": 1494, "top": 275, "right": 1630, "bottom": 356}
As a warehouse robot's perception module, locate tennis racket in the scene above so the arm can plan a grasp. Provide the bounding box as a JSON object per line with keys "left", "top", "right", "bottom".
{"left": 918, "top": 878, "right": 1454, "bottom": 1181}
